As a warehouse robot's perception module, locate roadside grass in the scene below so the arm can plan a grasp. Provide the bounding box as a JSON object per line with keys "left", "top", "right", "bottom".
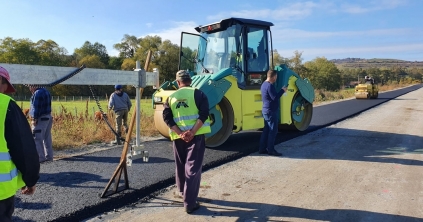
{"left": 17, "top": 99, "right": 158, "bottom": 150}
{"left": 17, "top": 82, "right": 419, "bottom": 150}
{"left": 17, "top": 98, "right": 153, "bottom": 117}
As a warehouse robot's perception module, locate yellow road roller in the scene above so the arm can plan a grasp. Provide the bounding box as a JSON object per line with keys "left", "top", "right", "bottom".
{"left": 152, "top": 18, "right": 315, "bottom": 147}
{"left": 355, "top": 76, "right": 378, "bottom": 99}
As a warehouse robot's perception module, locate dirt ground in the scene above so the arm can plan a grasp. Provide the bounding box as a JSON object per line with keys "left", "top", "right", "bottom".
{"left": 85, "top": 87, "right": 423, "bottom": 222}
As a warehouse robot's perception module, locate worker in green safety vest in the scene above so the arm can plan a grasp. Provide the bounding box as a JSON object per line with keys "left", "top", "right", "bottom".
{"left": 0, "top": 66, "right": 40, "bottom": 221}
{"left": 162, "top": 70, "right": 211, "bottom": 214}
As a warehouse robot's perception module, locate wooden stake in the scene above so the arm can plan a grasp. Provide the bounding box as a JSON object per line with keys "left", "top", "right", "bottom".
{"left": 100, "top": 50, "right": 152, "bottom": 198}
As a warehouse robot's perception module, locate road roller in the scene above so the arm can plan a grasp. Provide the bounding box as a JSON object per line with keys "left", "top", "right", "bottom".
{"left": 355, "top": 76, "right": 379, "bottom": 99}
{"left": 152, "top": 17, "right": 315, "bottom": 147}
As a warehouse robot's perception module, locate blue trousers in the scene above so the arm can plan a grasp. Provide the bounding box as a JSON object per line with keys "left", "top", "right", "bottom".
{"left": 259, "top": 111, "right": 279, "bottom": 153}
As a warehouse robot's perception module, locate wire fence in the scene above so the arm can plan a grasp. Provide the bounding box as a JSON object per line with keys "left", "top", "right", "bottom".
{"left": 13, "top": 95, "right": 152, "bottom": 102}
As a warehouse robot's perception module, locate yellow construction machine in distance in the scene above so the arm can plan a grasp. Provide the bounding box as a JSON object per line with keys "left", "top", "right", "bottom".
{"left": 355, "top": 76, "right": 379, "bottom": 99}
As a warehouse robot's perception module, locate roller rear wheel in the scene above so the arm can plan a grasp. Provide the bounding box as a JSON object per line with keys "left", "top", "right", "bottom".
{"left": 281, "top": 92, "right": 313, "bottom": 131}
{"left": 205, "top": 97, "right": 234, "bottom": 147}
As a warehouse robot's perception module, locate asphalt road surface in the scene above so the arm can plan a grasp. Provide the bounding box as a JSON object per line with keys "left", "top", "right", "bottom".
{"left": 13, "top": 84, "right": 422, "bottom": 222}
{"left": 87, "top": 83, "right": 423, "bottom": 222}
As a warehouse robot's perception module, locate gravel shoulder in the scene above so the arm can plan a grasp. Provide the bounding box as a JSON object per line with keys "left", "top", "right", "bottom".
{"left": 86, "top": 87, "right": 423, "bottom": 221}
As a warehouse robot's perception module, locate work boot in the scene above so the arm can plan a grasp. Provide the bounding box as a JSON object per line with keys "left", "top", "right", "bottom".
{"left": 111, "top": 135, "right": 122, "bottom": 145}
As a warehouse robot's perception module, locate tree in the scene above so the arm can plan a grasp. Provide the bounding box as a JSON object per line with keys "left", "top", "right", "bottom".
{"left": 0, "top": 37, "right": 39, "bottom": 64}
{"left": 289, "top": 50, "right": 307, "bottom": 78}
{"left": 79, "top": 55, "right": 105, "bottom": 68}
{"left": 272, "top": 49, "right": 289, "bottom": 67}
{"left": 121, "top": 58, "right": 136, "bottom": 71}
{"left": 156, "top": 40, "right": 180, "bottom": 82}
{"left": 108, "top": 56, "right": 124, "bottom": 70}
{"left": 74, "top": 41, "right": 109, "bottom": 66}
{"left": 134, "top": 35, "right": 162, "bottom": 65}
{"left": 272, "top": 50, "right": 307, "bottom": 78}
{"left": 35, "top": 39, "right": 68, "bottom": 66}
{"left": 365, "top": 67, "right": 382, "bottom": 84}
{"left": 304, "top": 57, "right": 342, "bottom": 91}
{"left": 113, "top": 34, "right": 141, "bottom": 58}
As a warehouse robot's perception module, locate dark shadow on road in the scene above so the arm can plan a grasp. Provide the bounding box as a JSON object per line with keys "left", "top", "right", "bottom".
{"left": 38, "top": 171, "right": 109, "bottom": 188}
{"left": 14, "top": 196, "right": 52, "bottom": 210}
{"left": 145, "top": 197, "right": 422, "bottom": 222}
{"left": 199, "top": 198, "right": 422, "bottom": 222}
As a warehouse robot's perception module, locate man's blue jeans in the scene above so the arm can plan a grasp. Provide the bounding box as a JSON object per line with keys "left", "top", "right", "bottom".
{"left": 259, "top": 111, "right": 279, "bottom": 153}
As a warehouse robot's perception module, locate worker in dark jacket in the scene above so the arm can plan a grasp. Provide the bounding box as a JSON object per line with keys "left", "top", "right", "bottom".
{"left": 259, "top": 69, "right": 287, "bottom": 156}
{"left": 108, "top": 85, "right": 132, "bottom": 145}
{"left": 0, "top": 66, "right": 40, "bottom": 222}
{"left": 162, "top": 70, "right": 211, "bottom": 214}
{"left": 29, "top": 85, "right": 53, "bottom": 162}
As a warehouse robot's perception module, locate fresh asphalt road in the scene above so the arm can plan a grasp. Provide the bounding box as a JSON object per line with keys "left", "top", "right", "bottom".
{"left": 13, "top": 84, "right": 422, "bottom": 222}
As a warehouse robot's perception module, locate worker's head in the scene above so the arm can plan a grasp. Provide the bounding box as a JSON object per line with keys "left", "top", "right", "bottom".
{"left": 115, "top": 85, "right": 123, "bottom": 91}
{"left": 266, "top": 70, "right": 277, "bottom": 83}
{"left": 0, "top": 66, "right": 16, "bottom": 94}
{"left": 175, "top": 70, "right": 192, "bottom": 87}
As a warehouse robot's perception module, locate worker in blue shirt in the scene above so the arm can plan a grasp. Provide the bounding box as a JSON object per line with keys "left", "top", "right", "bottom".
{"left": 29, "top": 86, "right": 53, "bottom": 163}
{"left": 259, "top": 70, "right": 287, "bottom": 156}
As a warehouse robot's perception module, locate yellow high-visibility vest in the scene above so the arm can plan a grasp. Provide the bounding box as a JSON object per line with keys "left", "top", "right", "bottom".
{"left": 0, "top": 94, "right": 25, "bottom": 200}
{"left": 168, "top": 87, "right": 211, "bottom": 141}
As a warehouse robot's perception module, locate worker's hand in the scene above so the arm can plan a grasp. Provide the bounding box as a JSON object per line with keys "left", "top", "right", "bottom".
{"left": 282, "top": 86, "right": 288, "bottom": 92}
{"left": 180, "top": 130, "right": 194, "bottom": 143}
{"left": 21, "top": 186, "right": 36, "bottom": 195}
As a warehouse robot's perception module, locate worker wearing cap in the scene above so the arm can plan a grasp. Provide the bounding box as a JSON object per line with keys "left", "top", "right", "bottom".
{"left": 29, "top": 84, "right": 53, "bottom": 163}
{"left": 0, "top": 66, "right": 40, "bottom": 221}
{"left": 108, "top": 85, "right": 132, "bottom": 145}
{"left": 162, "top": 70, "right": 211, "bottom": 214}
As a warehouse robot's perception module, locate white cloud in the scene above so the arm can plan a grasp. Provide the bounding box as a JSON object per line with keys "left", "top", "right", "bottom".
{"left": 146, "top": 23, "right": 153, "bottom": 28}
{"left": 272, "top": 27, "right": 412, "bottom": 40}
{"left": 341, "top": 0, "right": 407, "bottom": 14}
{"left": 207, "top": 1, "right": 319, "bottom": 21}
{"left": 141, "top": 21, "right": 198, "bottom": 45}
{"left": 206, "top": 0, "right": 407, "bottom": 22}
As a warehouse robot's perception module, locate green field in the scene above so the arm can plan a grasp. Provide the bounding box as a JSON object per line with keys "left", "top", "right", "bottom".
{"left": 16, "top": 98, "right": 154, "bottom": 116}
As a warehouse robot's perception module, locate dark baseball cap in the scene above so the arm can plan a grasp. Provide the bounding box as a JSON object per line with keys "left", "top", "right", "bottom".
{"left": 176, "top": 70, "right": 191, "bottom": 81}
{"left": 0, "top": 66, "right": 16, "bottom": 93}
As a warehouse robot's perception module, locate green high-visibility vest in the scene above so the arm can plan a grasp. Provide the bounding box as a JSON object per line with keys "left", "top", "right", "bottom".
{"left": 0, "top": 94, "right": 25, "bottom": 200}
{"left": 168, "top": 87, "right": 211, "bottom": 141}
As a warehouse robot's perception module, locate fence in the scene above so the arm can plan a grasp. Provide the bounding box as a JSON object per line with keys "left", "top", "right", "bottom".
{"left": 13, "top": 95, "right": 152, "bottom": 102}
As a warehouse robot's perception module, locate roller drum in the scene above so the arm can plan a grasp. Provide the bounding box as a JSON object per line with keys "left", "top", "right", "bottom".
{"left": 355, "top": 93, "right": 369, "bottom": 99}
{"left": 153, "top": 104, "right": 171, "bottom": 138}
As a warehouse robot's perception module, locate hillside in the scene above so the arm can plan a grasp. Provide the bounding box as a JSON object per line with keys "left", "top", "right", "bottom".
{"left": 330, "top": 58, "right": 423, "bottom": 69}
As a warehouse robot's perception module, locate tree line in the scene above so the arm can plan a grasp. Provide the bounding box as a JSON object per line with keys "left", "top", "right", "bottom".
{"left": 273, "top": 50, "right": 423, "bottom": 91}
{"left": 1, "top": 36, "right": 422, "bottom": 98}
{"left": 0, "top": 35, "right": 179, "bottom": 98}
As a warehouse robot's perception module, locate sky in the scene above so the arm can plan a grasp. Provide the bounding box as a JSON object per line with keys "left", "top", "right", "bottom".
{"left": 1, "top": 0, "right": 423, "bottom": 62}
